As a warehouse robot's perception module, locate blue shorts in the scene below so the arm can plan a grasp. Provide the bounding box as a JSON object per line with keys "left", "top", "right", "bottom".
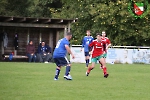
{"left": 84, "top": 52, "right": 90, "bottom": 56}
{"left": 54, "top": 57, "right": 70, "bottom": 67}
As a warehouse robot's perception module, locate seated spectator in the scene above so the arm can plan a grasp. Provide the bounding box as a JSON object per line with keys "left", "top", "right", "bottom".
{"left": 37, "top": 41, "right": 52, "bottom": 63}
{"left": 26, "top": 40, "right": 36, "bottom": 62}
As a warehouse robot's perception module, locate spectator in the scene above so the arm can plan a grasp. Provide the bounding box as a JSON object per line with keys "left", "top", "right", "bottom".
{"left": 26, "top": 40, "right": 36, "bottom": 62}
{"left": 37, "top": 41, "right": 52, "bottom": 63}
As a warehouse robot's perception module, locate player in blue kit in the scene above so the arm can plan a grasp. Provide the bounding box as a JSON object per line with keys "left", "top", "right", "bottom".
{"left": 53, "top": 32, "right": 75, "bottom": 80}
{"left": 81, "top": 30, "right": 94, "bottom": 67}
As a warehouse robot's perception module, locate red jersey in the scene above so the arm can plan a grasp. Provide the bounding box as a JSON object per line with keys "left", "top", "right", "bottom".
{"left": 101, "top": 37, "right": 111, "bottom": 46}
{"left": 89, "top": 39, "right": 106, "bottom": 58}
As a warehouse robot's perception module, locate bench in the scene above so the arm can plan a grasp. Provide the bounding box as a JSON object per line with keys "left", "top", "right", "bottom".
{"left": 4, "top": 55, "right": 28, "bottom": 58}
{"left": 3, "top": 55, "right": 28, "bottom": 62}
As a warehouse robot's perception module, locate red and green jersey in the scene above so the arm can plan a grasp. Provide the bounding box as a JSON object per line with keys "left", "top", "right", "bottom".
{"left": 101, "top": 37, "right": 111, "bottom": 46}
{"left": 89, "top": 39, "right": 106, "bottom": 58}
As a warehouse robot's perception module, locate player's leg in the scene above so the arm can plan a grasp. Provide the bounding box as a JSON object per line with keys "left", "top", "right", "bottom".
{"left": 85, "top": 52, "right": 90, "bottom": 67}
{"left": 54, "top": 57, "right": 72, "bottom": 80}
{"left": 54, "top": 58, "right": 62, "bottom": 80}
{"left": 99, "top": 53, "right": 107, "bottom": 69}
{"left": 64, "top": 63, "right": 72, "bottom": 80}
{"left": 99, "top": 55, "right": 109, "bottom": 78}
{"left": 99, "top": 61, "right": 102, "bottom": 69}
{"left": 64, "top": 57, "right": 71, "bottom": 76}
{"left": 63, "top": 57, "right": 72, "bottom": 80}
{"left": 86, "top": 57, "right": 96, "bottom": 76}
{"left": 103, "top": 53, "right": 107, "bottom": 64}
{"left": 54, "top": 66, "right": 62, "bottom": 80}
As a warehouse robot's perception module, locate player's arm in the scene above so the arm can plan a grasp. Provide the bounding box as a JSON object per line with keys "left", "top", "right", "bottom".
{"left": 88, "top": 41, "right": 94, "bottom": 51}
{"left": 106, "top": 43, "right": 111, "bottom": 50}
{"left": 65, "top": 44, "right": 75, "bottom": 59}
{"left": 88, "top": 37, "right": 94, "bottom": 52}
{"left": 91, "top": 36, "right": 94, "bottom": 42}
{"left": 106, "top": 39, "right": 111, "bottom": 50}
{"left": 103, "top": 42, "right": 106, "bottom": 53}
{"left": 89, "top": 41, "right": 94, "bottom": 47}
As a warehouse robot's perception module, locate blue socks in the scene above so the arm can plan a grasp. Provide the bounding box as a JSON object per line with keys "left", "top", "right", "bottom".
{"left": 65, "top": 66, "right": 71, "bottom": 76}
{"left": 54, "top": 68, "right": 60, "bottom": 79}
{"left": 54, "top": 66, "right": 71, "bottom": 79}
{"left": 86, "top": 59, "right": 89, "bottom": 67}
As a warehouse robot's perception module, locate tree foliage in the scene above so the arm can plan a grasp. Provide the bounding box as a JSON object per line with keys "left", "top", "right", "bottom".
{"left": 53, "top": 0, "right": 150, "bottom": 46}
{"left": 0, "top": 0, "right": 31, "bottom": 16}
{"left": 0, "top": 0, "right": 54, "bottom": 17}
{"left": 0, "top": 0, "right": 150, "bottom": 46}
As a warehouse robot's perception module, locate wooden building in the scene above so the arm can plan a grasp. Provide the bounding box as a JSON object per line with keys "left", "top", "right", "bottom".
{"left": 0, "top": 16, "right": 76, "bottom": 60}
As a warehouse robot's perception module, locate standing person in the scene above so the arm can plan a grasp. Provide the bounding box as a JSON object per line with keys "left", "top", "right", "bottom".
{"left": 86, "top": 33, "right": 109, "bottom": 78}
{"left": 53, "top": 32, "right": 75, "bottom": 80}
{"left": 81, "top": 30, "right": 93, "bottom": 67}
{"left": 26, "top": 40, "right": 36, "bottom": 62}
{"left": 14, "top": 33, "right": 19, "bottom": 50}
{"left": 99, "top": 31, "right": 111, "bottom": 68}
{"left": 37, "top": 41, "right": 51, "bottom": 63}
{"left": 3, "top": 32, "right": 8, "bottom": 48}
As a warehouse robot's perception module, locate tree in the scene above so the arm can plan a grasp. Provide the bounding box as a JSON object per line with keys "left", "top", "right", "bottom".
{"left": 0, "top": 0, "right": 8, "bottom": 15}
{"left": 0, "top": 0, "right": 53, "bottom": 17}
{"left": 51, "top": 0, "right": 150, "bottom": 46}
{"left": 0, "top": 0, "right": 150, "bottom": 46}
{"left": 5, "top": 0, "right": 31, "bottom": 17}
{"left": 28, "top": 0, "right": 54, "bottom": 17}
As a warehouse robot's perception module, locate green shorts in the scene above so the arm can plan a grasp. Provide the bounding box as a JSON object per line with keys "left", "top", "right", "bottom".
{"left": 91, "top": 54, "right": 105, "bottom": 63}
{"left": 103, "top": 53, "right": 107, "bottom": 58}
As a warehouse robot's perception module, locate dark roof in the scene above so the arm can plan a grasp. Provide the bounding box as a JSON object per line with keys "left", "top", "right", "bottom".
{"left": 0, "top": 16, "right": 77, "bottom": 28}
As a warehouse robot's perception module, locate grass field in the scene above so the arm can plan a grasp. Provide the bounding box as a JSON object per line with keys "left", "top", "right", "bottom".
{"left": 0, "top": 62, "right": 150, "bottom": 100}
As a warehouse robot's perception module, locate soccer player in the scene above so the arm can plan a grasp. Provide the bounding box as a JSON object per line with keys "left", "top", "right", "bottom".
{"left": 99, "top": 31, "right": 111, "bottom": 68}
{"left": 86, "top": 33, "right": 109, "bottom": 78}
{"left": 53, "top": 32, "right": 75, "bottom": 80}
{"left": 81, "top": 30, "right": 94, "bottom": 67}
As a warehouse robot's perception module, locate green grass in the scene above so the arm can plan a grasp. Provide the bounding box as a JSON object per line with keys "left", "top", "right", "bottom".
{"left": 0, "top": 62, "right": 150, "bottom": 100}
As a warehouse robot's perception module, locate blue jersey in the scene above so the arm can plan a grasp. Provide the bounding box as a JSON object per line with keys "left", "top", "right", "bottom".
{"left": 53, "top": 38, "right": 70, "bottom": 58}
{"left": 82, "top": 36, "right": 93, "bottom": 52}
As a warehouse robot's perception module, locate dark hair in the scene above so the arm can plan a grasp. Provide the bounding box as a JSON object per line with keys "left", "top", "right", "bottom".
{"left": 29, "top": 40, "right": 32, "bottom": 43}
{"left": 66, "top": 32, "right": 72, "bottom": 36}
{"left": 96, "top": 33, "right": 101, "bottom": 36}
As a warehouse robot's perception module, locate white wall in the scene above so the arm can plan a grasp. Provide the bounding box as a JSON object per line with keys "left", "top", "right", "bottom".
{"left": 70, "top": 45, "right": 150, "bottom": 64}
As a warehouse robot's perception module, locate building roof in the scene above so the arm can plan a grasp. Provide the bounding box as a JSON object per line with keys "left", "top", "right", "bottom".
{"left": 0, "top": 16, "right": 77, "bottom": 28}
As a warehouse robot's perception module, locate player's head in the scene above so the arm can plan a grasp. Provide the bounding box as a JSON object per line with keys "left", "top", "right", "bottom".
{"left": 41, "top": 41, "right": 45, "bottom": 46}
{"left": 29, "top": 40, "right": 33, "bottom": 45}
{"left": 65, "top": 32, "right": 72, "bottom": 40}
{"left": 86, "top": 30, "right": 91, "bottom": 36}
{"left": 96, "top": 33, "right": 102, "bottom": 41}
{"left": 102, "top": 31, "right": 106, "bottom": 37}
